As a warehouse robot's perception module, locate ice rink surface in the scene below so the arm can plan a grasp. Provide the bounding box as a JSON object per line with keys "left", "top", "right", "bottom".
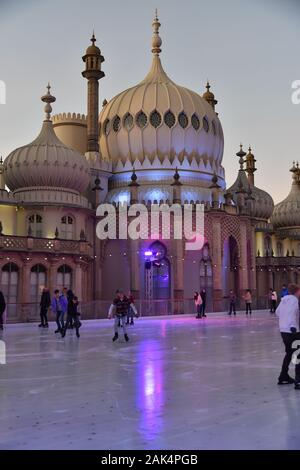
{"left": 1, "top": 311, "right": 300, "bottom": 450}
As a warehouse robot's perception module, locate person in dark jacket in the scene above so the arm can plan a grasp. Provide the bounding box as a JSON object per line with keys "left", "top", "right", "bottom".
{"left": 200, "top": 289, "right": 207, "bottom": 317}
{"left": 39, "top": 288, "right": 51, "bottom": 328}
{"left": 0, "top": 290, "right": 6, "bottom": 330}
{"left": 280, "top": 285, "right": 289, "bottom": 298}
{"left": 65, "top": 289, "right": 75, "bottom": 329}
{"left": 62, "top": 296, "right": 80, "bottom": 338}
{"left": 109, "top": 291, "right": 130, "bottom": 342}
{"left": 126, "top": 291, "right": 135, "bottom": 325}
{"left": 228, "top": 290, "right": 237, "bottom": 316}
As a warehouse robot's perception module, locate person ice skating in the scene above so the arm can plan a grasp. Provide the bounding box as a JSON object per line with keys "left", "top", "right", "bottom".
{"left": 0, "top": 290, "right": 6, "bottom": 330}
{"left": 38, "top": 288, "right": 51, "bottom": 328}
{"left": 51, "top": 289, "right": 64, "bottom": 333}
{"left": 228, "top": 290, "right": 237, "bottom": 316}
{"left": 280, "top": 284, "right": 289, "bottom": 298}
{"left": 200, "top": 289, "right": 207, "bottom": 317}
{"left": 65, "top": 289, "right": 75, "bottom": 330}
{"left": 59, "top": 287, "right": 68, "bottom": 330}
{"left": 62, "top": 295, "right": 80, "bottom": 338}
{"left": 194, "top": 291, "right": 202, "bottom": 318}
{"left": 270, "top": 289, "right": 277, "bottom": 313}
{"left": 276, "top": 283, "right": 300, "bottom": 388}
{"left": 126, "top": 291, "right": 135, "bottom": 325}
{"left": 244, "top": 289, "right": 252, "bottom": 315}
{"left": 109, "top": 291, "right": 131, "bottom": 342}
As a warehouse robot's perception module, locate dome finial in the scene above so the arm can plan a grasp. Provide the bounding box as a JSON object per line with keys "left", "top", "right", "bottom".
{"left": 236, "top": 143, "right": 246, "bottom": 170}
{"left": 41, "top": 83, "right": 56, "bottom": 121}
{"left": 151, "top": 9, "right": 162, "bottom": 56}
{"left": 91, "top": 30, "right": 96, "bottom": 45}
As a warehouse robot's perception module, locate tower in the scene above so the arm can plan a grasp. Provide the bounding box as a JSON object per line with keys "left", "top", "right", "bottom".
{"left": 245, "top": 146, "right": 257, "bottom": 186}
{"left": 82, "top": 32, "right": 105, "bottom": 153}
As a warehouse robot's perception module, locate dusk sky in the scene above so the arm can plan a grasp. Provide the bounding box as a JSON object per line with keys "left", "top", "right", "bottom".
{"left": 0, "top": 0, "right": 299, "bottom": 203}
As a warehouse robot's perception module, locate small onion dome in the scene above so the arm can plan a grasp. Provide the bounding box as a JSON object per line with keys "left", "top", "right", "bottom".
{"left": 4, "top": 85, "right": 90, "bottom": 193}
{"left": 202, "top": 81, "right": 218, "bottom": 110}
{"left": 85, "top": 32, "right": 101, "bottom": 56}
{"left": 227, "top": 144, "right": 274, "bottom": 220}
{"left": 271, "top": 162, "right": 300, "bottom": 231}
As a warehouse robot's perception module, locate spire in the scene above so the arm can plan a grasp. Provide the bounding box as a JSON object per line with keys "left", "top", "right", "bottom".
{"left": 41, "top": 83, "right": 56, "bottom": 121}
{"left": 82, "top": 32, "right": 105, "bottom": 153}
{"left": 290, "top": 161, "right": 300, "bottom": 185}
{"left": 245, "top": 145, "right": 257, "bottom": 186}
{"left": 203, "top": 80, "right": 218, "bottom": 111}
{"left": 129, "top": 168, "right": 139, "bottom": 187}
{"left": 171, "top": 167, "right": 182, "bottom": 186}
{"left": 236, "top": 143, "right": 246, "bottom": 170}
{"left": 151, "top": 9, "right": 162, "bottom": 56}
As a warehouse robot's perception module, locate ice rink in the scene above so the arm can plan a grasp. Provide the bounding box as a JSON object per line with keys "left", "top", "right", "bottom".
{"left": 1, "top": 312, "right": 300, "bottom": 450}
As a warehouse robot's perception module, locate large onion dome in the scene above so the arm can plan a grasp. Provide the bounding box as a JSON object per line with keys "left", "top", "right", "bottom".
{"left": 4, "top": 85, "right": 90, "bottom": 194}
{"left": 228, "top": 145, "right": 274, "bottom": 221}
{"left": 271, "top": 163, "right": 300, "bottom": 234}
{"left": 99, "top": 12, "right": 224, "bottom": 194}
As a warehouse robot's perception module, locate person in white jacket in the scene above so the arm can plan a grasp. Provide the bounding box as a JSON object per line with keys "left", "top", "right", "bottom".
{"left": 276, "top": 283, "right": 300, "bottom": 388}
{"left": 194, "top": 291, "right": 203, "bottom": 319}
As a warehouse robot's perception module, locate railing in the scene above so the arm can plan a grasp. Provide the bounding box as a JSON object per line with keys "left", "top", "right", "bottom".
{"left": 3, "top": 296, "right": 271, "bottom": 323}
{"left": 0, "top": 234, "right": 92, "bottom": 255}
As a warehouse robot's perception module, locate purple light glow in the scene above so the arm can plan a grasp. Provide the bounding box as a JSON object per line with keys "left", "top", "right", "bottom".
{"left": 145, "top": 251, "right": 153, "bottom": 257}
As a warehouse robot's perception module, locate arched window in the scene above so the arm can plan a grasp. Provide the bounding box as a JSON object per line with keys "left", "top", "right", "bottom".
{"left": 28, "top": 214, "right": 43, "bottom": 237}
{"left": 202, "top": 117, "right": 209, "bottom": 133}
{"left": 1, "top": 263, "right": 19, "bottom": 316}
{"left": 264, "top": 236, "right": 272, "bottom": 255}
{"left": 277, "top": 242, "right": 283, "bottom": 257}
{"left": 144, "top": 241, "right": 170, "bottom": 301}
{"left": 61, "top": 215, "right": 74, "bottom": 240}
{"left": 30, "top": 264, "right": 47, "bottom": 304}
{"left": 57, "top": 265, "right": 72, "bottom": 291}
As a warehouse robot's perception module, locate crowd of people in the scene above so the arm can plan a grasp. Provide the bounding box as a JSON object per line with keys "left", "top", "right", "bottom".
{"left": 1, "top": 280, "right": 300, "bottom": 388}
{"left": 37, "top": 287, "right": 81, "bottom": 338}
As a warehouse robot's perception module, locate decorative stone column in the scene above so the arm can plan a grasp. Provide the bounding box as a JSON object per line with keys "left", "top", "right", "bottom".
{"left": 128, "top": 239, "right": 140, "bottom": 299}
{"left": 172, "top": 239, "right": 184, "bottom": 314}
{"left": 239, "top": 219, "right": 249, "bottom": 296}
{"left": 49, "top": 259, "right": 59, "bottom": 295}
{"left": 74, "top": 261, "right": 83, "bottom": 301}
{"left": 211, "top": 216, "right": 223, "bottom": 311}
{"left": 249, "top": 221, "right": 257, "bottom": 296}
{"left": 20, "top": 259, "right": 31, "bottom": 322}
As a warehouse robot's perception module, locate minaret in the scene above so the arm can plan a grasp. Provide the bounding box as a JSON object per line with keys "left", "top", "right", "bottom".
{"left": 245, "top": 146, "right": 257, "bottom": 186}
{"left": 202, "top": 81, "right": 218, "bottom": 111}
{"left": 82, "top": 32, "right": 105, "bottom": 153}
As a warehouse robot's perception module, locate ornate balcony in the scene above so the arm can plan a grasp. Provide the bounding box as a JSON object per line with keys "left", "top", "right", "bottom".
{"left": 0, "top": 234, "right": 93, "bottom": 257}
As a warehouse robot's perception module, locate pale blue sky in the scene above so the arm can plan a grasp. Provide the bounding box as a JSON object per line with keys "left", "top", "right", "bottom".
{"left": 0, "top": 0, "right": 299, "bottom": 202}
